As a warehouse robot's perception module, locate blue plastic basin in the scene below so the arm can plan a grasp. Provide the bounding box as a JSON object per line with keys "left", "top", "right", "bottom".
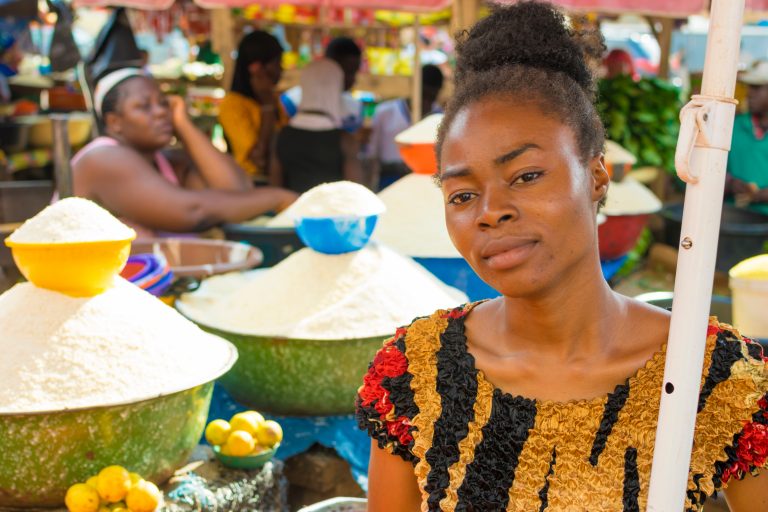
{"left": 295, "top": 215, "right": 379, "bottom": 255}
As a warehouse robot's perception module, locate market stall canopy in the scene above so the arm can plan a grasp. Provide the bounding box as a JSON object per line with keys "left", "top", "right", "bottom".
{"left": 493, "top": 0, "right": 768, "bottom": 16}
{"left": 74, "top": 0, "right": 451, "bottom": 12}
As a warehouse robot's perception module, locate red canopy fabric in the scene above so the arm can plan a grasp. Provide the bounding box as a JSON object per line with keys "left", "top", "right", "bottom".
{"left": 74, "top": 0, "right": 452, "bottom": 12}
{"left": 496, "top": 0, "right": 768, "bottom": 16}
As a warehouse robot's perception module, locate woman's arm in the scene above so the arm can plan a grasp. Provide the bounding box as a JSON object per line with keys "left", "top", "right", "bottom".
{"left": 269, "top": 133, "right": 284, "bottom": 187}
{"left": 341, "top": 131, "right": 364, "bottom": 184}
{"left": 367, "top": 442, "right": 422, "bottom": 512}
{"left": 250, "top": 104, "right": 277, "bottom": 174}
{"left": 723, "top": 470, "right": 768, "bottom": 511}
{"left": 77, "top": 145, "right": 296, "bottom": 232}
{"left": 168, "top": 96, "right": 251, "bottom": 191}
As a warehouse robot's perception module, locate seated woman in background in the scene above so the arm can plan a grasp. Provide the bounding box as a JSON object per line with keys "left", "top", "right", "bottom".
{"left": 71, "top": 68, "right": 297, "bottom": 238}
{"left": 218, "top": 30, "right": 286, "bottom": 183}
{"left": 272, "top": 59, "right": 363, "bottom": 193}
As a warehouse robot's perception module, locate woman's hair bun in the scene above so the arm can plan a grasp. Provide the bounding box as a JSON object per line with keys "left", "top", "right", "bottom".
{"left": 455, "top": 1, "right": 602, "bottom": 94}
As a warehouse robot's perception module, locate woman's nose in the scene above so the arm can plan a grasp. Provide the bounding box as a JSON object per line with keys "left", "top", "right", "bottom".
{"left": 475, "top": 187, "right": 518, "bottom": 229}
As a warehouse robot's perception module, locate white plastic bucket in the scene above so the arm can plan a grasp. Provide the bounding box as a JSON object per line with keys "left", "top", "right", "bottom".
{"left": 729, "top": 254, "right": 768, "bottom": 339}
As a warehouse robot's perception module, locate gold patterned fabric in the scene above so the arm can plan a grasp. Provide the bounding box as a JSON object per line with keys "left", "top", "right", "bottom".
{"left": 356, "top": 304, "right": 768, "bottom": 511}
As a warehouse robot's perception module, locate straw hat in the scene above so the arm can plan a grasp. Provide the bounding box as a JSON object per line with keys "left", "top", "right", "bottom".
{"left": 740, "top": 60, "right": 768, "bottom": 86}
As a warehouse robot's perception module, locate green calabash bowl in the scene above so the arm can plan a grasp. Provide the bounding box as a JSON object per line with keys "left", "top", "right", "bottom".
{"left": 176, "top": 301, "right": 385, "bottom": 416}
{"left": 0, "top": 343, "right": 237, "bottom": 507}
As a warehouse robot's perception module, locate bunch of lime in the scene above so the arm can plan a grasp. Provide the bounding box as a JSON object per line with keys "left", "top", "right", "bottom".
{"left": 65, "top": 466, "right": 162, "bottom": 512}
{"left": 205, "top": 410, "right": 283, "bottom": 457}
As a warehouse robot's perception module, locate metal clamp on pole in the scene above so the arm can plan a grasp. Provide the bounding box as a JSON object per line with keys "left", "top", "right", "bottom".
{"left": 51, "top": 114, "right": 74, "bottom": 199}
{"left": 675, "top": 94, "right": 738, "bottom": 184}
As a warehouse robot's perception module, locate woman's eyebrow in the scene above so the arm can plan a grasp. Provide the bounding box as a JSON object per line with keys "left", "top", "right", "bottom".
{"left": 494, "top": 143, "right": 541, "bottom": 165}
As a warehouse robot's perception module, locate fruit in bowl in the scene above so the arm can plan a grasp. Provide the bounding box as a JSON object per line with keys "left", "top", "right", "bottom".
{"left": 205, "top": 411, "right": 282, "bottom": 470}
{"left": 65, "top": 466, "right": 162, "bottom": 512}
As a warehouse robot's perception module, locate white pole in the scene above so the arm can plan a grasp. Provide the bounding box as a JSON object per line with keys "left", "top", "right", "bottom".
{"left": 646, "top": 1, "right": 744, "bottom": 510}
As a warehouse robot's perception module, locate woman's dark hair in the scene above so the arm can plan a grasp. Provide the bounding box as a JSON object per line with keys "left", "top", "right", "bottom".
{"left": 422, "top": 64, "right": 444, "bottom": 91}
{"left": 231, "top": 30, "right": 283, "bottom": 99}
{"left": 324, "top": 37, "right": 362, "bottom": 61}
{"left": 436, "top": 1, "right": 606, "bottom": 167}
{"left": 97, "top": 74, "right": 145, "bottom": 131}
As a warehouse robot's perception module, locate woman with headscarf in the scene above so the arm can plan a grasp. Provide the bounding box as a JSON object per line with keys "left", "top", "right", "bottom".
{"left": 69, "top": 68, "right": 296, "bottom": 239}
{"left": 272, "top": 58, "right": 363, "bottom": 193}
{"left": 219, "top": 30, "right": 286, "bottom": 183}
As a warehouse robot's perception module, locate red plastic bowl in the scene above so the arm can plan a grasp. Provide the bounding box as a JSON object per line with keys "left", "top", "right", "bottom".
{"left": 398, "top": 142, "right": 438, "bottom": 175}
{"left": 598, "top": 214, "right": 649, "bottom": 260}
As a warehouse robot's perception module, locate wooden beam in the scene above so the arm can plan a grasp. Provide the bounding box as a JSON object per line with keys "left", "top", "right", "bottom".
{"left": 658, "top": 18, "right": 674, "bottom": 80}
{"left": 211, "top": 8, "right": 236, "bottom": 90}
{"left": 451, "top": 0, "right": 481, "bottom": 34}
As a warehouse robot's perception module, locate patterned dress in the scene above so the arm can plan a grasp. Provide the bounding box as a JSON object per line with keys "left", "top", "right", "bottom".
{"left": 356, "top": 303, "right": 768, "bottom": 511}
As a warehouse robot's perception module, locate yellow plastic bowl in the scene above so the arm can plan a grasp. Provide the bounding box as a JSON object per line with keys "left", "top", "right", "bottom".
{"left": 4, "top": 238, "right": 135, "bottom": 297}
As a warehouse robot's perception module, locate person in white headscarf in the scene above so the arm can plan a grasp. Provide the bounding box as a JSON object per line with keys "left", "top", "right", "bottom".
{"left": 272, "top": 58, "right": 363, "bottom": 192}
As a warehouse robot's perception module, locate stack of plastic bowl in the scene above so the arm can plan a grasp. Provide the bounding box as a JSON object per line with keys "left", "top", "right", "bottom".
{"left": 120, "top": 253, "right": 174, "bottom": 297}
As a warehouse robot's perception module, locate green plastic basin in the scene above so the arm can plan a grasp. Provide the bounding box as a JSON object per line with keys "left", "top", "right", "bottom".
{"left": 0, "top": 341, "right": 237, "bottom": 507}
{"left": 176, "top": 305, "right": 385, "bottom": 415}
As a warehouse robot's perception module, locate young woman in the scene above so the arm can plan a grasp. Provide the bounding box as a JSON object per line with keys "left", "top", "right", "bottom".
{"left": 72, "top": 68, "right": 296, "bottom": 238}
{"left": 218, "top": 30, "right": 286, "bottom": 182}
{"left": 356, "top": 3, "right": 768, "bottom": 511}
{"left": 272, "top": 58, "right": 362, "bottom": 192}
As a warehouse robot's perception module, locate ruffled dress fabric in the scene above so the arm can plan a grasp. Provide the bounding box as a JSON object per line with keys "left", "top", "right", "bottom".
{"left": 356, "top": 303, "right": 768, "bottom": 512}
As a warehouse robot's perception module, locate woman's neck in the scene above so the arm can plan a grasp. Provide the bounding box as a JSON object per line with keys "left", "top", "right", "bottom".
{"left": 497, "top": 255, "right": 623, "bottom": 360}
{"left": 107, "top": 133, "right": 156, "bottom": 165}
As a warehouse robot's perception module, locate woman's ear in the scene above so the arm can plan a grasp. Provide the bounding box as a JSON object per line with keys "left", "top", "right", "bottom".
{"left": 103, "top": 111, "right": 121, "bottom": 135}
{"left": 590, "top": 153, "right": 610, "bottom": 203}
{"left": 248, "top": 61, "right": 264, "bottom": 75}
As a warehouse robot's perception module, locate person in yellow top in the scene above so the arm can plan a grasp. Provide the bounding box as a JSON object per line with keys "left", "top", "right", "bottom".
{"left": 219, "top": 31, "right": 286, "bottom": 182}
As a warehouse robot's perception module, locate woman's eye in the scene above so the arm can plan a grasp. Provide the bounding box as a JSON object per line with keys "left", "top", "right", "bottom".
{"left": 515, "top": 171, "right": 543, "bottom": 184}
{"left": 448, "top": 192, "right": 476, "bottom": 205}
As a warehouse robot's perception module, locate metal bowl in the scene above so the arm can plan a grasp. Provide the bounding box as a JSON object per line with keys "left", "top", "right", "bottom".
{"left": 176, "top": 302, "right": 384, "bottom": 416}
{"left": 0, "top": 344, "right": 237, "bottom": 507}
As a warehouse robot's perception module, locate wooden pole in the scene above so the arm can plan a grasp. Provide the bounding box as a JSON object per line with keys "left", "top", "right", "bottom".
{"left": 411, "top": 15, "right": 423, "bottom": 123}
{"left": 451, "top": 0, "right": 480, "bottom": 34}
{"left": 211, "top": 8, "right": 236, "bottom": 90}
{"left": 658, "top": 18, "right": 675, "bottom": 80}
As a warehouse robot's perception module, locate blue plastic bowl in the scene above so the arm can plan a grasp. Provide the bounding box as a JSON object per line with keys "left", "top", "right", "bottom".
{"left": 294, "top": 215, "right": 379, "bottom": 255}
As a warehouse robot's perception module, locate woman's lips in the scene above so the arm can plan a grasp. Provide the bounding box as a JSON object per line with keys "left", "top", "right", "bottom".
{"left": 481, "top": 238, "right": 538, "bottom": 271}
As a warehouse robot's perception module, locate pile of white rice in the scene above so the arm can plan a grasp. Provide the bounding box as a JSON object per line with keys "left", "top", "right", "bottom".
{"left": 267, "top": 181, "right": 385, "bottom": 228}
{"left": 178, "top": 243, "right": 466, "bottom": 340}
{"left": 7, "top": 197, "right": 135, "bottom": 244}
{"left": 0, "top": 278, "right": 235, "bottom": 413}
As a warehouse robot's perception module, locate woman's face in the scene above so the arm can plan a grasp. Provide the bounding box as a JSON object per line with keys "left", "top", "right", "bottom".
{"left": 106, "top": 77, "right": 174, "bottom": 151}
{"left": 439, "top": 97, "right": 608, "bottom": 298}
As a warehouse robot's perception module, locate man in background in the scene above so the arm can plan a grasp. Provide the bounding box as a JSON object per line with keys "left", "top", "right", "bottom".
{"left": 727, "top": 60, "right": 768, "bottom": 215}
{"left": 281, "top": 37, "right": 363, "bottom": 133}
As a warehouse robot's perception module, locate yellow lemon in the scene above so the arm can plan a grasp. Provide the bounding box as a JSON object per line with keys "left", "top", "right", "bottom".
{"left": 224, "top": 430, "right": 255, "bottom": 456}
{"left": 65, "top": 483, "right": 100, "bottom": 512}
{"left": 250, "top": 444, "right": 268, "bottom": 456}
{"left": 108, "top": 504, "right": 129, "bottom": 512}
{"left": 205, "top": 419, "right": 232, "bottom": 446}
{"left": 125, "top": 480, "right": 162, "bottom": 512}
{"left": 229, "top": 411, "right": 264, "bottom": 436}
{"left": 255, "top": 420, "right": 283, "bottom": 448}
{"left": 96, "top": 466, "right": 131, "bottom": 503}
{"left": 85, "top": 476, "right": 99, "bottom": 490}
{"left": 98, "top": 507, "right": 111, "bottom": 512}
{"left": 128, "top": 472, "right": 143, "bottom": 486}
{"left": 219, "top": 443, "right": 234, "bottom": 456}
